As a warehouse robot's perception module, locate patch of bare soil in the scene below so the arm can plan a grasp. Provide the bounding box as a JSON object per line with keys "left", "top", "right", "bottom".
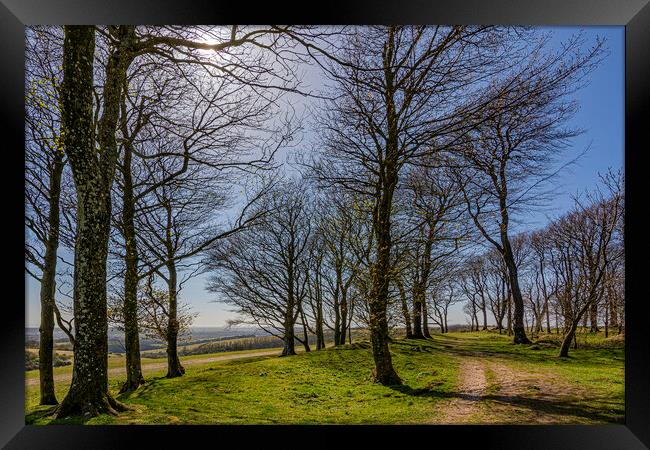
{"left": 432, "top": 358, "right": 487, "bottom": 424}
{"left": 433, "top": 357, "right": 593, "bottom": 424}
{"left": 480, "top": 362, "right": 590, "bottom": 424}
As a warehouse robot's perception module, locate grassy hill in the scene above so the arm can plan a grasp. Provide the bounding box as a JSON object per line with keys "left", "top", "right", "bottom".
{"left": 25, "top": 331, "right": 624, "bottom": 425}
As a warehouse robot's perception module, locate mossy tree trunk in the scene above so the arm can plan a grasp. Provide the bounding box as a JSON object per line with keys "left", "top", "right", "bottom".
{"left": 56, "top": 25, "right": 134, "bottom": 418}
{"left": 281, "top": 310, "right": 297, "bottom": 356}
{"left": 367, "top": 27, "right": 401, "bottom": 386}
{"left": 56, "top": 25, "right": 118, "bottom": 417}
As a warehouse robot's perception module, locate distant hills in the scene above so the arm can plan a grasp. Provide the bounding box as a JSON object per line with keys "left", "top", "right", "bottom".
{"left": 25, "top": 326, "right": 271, "bottom": 353}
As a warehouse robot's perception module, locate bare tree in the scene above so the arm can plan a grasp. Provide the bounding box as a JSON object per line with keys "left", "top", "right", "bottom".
{"left": 304, "top": 231, "right": 327, "bottom": 349}
{"left": 24, "top": 26, "right": 73, "bottom": 406}
{"left": 108, "top": 275, "right": 198, "bottom": 346}
{"left": 207, "top": 180, "right": 313, "bottom": 356}
{"left": 428, "top": 269, "right": 462, "bottom": 333}
{"left": 602, "top": 248, "right": 624, "bottom": 337}
{"left": 452, "top": 33, "right": 606, "bottom": 344}
{"left": 47, "top": 25, "right": 321, "bottom": 406}
{"left": 529, "top": 230, "right": 555, "bottom": 334}
{"left": 401, "top": 160, "right": 467, "bottom": 338}
{"left": 547, "top": 170, "right": 623, "bottom": 357}
{"left": 307, "top": 25, "right": 516, "bottom": 385}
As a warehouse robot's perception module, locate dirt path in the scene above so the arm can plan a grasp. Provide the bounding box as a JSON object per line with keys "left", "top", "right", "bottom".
{"left": 434, "top": 358, "right": 487, "bottom": 424}
{"left": 433, "top": 355, "right": 591, "bottom": 424}
{"left": 480, "top": 361, "right": 589, "bottom": 424}
{"left": 26, "top": 349, "right": 280, "bottom": 387}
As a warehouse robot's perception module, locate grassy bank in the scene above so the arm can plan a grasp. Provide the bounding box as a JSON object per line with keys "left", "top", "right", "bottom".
{"left": 25, "top": 331, "right": 623, "bottom": 425}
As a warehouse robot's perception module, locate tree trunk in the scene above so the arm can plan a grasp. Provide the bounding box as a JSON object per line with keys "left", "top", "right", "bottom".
{"left": 365, "top": 27, "right": 402, "bottom": 386}
{"left": 589, "top": 302, "right": 599, "bottom": 333}
{"left": 525, "top": 313, "right": 529, "bottom": 334}
{"left": 604, "top": 300, "right": 609, "bottom": 338}
{"left": 506, "top": 288, "right": 513, "bottom": 336}
{"left": 56, "top": 26, "right": 127, "bottom": 419}
{"left": 301, "top": 332, "right": 311, "bottom": 352}
{"left": 609, "top": 296, "right": 618, "bottom": 329}
{"left": 558, "top": 320, "right": 579, "bottom": 357}
{"left": 38, "top": 148, "right": 64, "bottom": 406}
{"left": 422, "top": 299, "right": 432, "bottom": 338}
{"left": 340, "top": 287, "right": 348, "bottom": 346}
{"left": 368, "top": 175, "right": 400, "bottom": 383}
{"left": 481, "top": 301, "right": 488, "bottom": 331}
{"left": 119, "top": 139, "right": 144, "bottom": 393}
{"left": 282, "top": 258, "right": 298, "bottom": 356}
{"left": 166, "top": 261, "right": 185, "bottom": 378}
{"left": 502, "top": 246, "right": 531, "bottom": 344}
{"left": 472, "top": 301, "right": 479, "bottom": 332}
{"left": 396, "top": 277, "right": 413, "bottom": 338}
{"left": 412, "top": 262, "right": 432, "bottom": 338}
{"left": 315, "top": 294, "right": 325, "bottom": 350}
{"left": 411, "top": 292, "right": 424, "bottom": 339}
{"left": 281, "top": 318, "right": 296, "bottom": 357}
{"left": 299, "top": 305, "right": 311, "bottom": 352}
{"left": 333, "top": 280, "right": 341, "bottom": 346}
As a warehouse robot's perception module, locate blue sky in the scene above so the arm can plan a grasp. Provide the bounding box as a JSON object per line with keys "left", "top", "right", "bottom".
{"left": 25, "top": 26, "right": 624, "bottom": 328}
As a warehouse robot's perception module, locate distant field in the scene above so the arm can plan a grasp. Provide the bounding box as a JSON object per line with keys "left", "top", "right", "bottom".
{"left": 26, "top": 330, "right": 624, "bottom": 425}
{"left": 25, "top": 347, "right": 287, "bottom": 382}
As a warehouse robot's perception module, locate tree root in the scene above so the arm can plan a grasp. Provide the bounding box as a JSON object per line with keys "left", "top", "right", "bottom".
{"left": 55, "top": 391, "right": 131, "bottom": 419}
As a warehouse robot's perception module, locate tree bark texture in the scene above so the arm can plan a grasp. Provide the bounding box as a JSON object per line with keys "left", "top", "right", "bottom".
{"left": 57, "top": 26, "right": 127, "bottom": 418}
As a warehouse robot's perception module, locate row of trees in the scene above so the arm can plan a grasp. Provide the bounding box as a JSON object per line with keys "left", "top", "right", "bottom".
{"left": 446, "top": 171, "right": 624, "bottom": 355}
{"left": 25, "top": 25, "right": 619, "bottom": 419}
{"left": 26, "top": 24, "right": 320, "bottom": 416}
{"left": 206, "top": 168, "right": 623, "bottom": 366}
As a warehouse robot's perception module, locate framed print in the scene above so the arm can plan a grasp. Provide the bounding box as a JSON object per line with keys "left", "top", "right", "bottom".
{"left": 1, "top": 0, "right": 649, "bottom": 448}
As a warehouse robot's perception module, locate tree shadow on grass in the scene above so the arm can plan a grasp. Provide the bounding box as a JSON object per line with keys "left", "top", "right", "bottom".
{"left": 117, "top": 378, "right": 165, "bottom": 401}
{"left": 480, "top": 393, "right": 624, "bottom": 423}
{"left": 220, "top": 356, "right": 275, "bottom": 366}
{"left": 387, "top": 383, "right": 622, "bottom": 423}
{"left": 388, "top": 383, "right": 457, "bottom": 399}
{"left": 25, "top": 405, "right": 92, "bottom": 425}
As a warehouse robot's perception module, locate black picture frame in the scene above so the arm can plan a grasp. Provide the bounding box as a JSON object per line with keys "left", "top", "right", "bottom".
{"left": 1, "top": 1, "right": 648, "bottom": 448}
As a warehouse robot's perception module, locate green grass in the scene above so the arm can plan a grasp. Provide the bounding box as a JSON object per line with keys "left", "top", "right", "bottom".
{"left": 25, "top": 331, "right": 624, "bottom": 425}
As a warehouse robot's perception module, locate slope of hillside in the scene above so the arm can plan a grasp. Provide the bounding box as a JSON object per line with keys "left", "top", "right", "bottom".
{"left": 26, "top": 331, "right": 624, "bottom": 425}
